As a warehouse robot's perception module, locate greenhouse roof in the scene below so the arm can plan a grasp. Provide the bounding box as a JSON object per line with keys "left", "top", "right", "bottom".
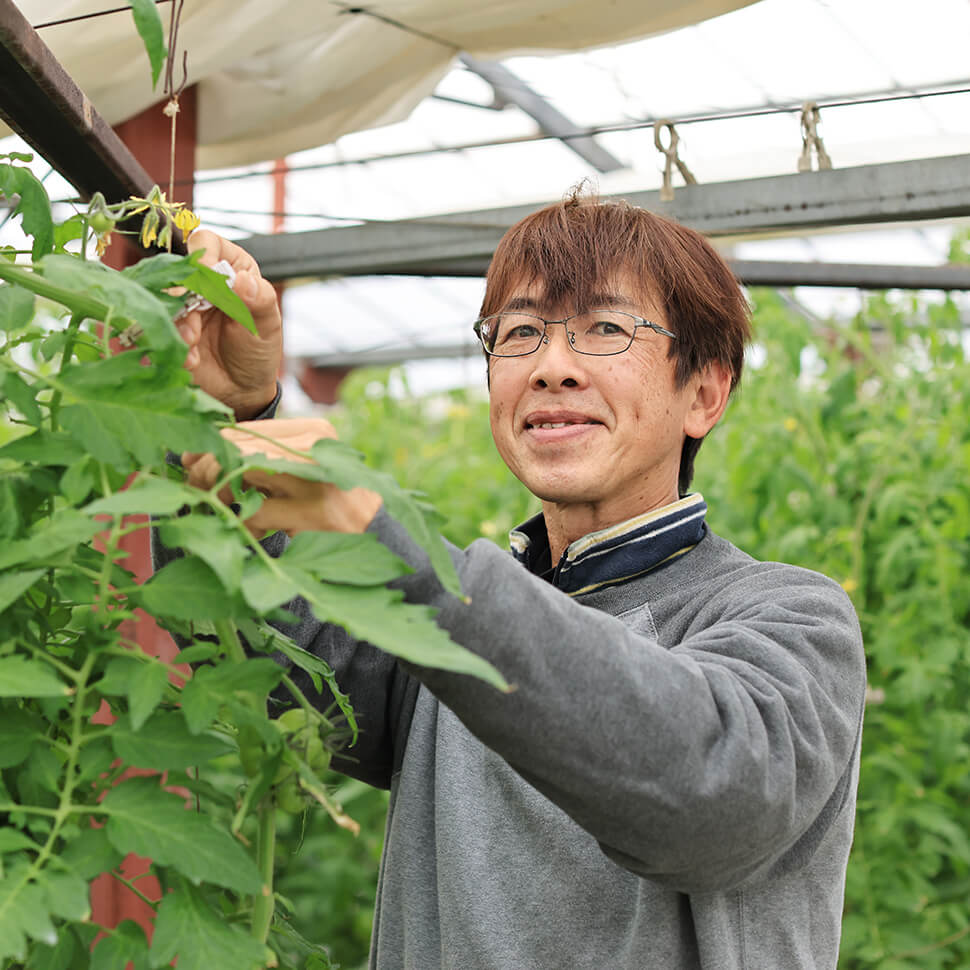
{"left": 3, "top": 0, "right": 969, "bottom": 392}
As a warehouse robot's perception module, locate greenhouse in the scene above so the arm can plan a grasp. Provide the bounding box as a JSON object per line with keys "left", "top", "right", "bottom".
{"left": 1, "top": 0, "right": 969, "bottom": 967}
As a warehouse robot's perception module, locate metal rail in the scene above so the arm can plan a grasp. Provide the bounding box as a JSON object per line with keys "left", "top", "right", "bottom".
{"left": 239, "top": 153, "right": 970, "bottom": 285}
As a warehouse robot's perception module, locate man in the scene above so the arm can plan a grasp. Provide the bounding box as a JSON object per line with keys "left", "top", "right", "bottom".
{"left": 175, "top": 193, "right": 865, "bottom": 969}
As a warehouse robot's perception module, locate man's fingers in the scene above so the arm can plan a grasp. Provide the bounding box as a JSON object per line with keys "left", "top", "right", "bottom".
{"left": 239, "top": 497, "right": 314, "bottom": 539}
{"left": 182, "top": 451, "right": 223, "bottom": 490}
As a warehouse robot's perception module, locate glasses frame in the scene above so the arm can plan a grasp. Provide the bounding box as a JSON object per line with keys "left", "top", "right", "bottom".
{"left": 473, "top": 309, "right": 677, "bottom": 358}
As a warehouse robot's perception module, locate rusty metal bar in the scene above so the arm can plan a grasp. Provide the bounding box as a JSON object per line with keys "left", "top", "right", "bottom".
{"left": 0, "top": 0, "right": 155, "bottom": 204}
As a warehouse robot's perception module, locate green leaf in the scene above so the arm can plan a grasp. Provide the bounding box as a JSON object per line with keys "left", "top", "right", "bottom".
{"left": 238, "top": 619, "right": 357, "bottom": 742}
{"left": 239, "top": 550, "right": 505, "bottom": 689}
{"left": 0, "top": 569, "right": 45, "bottom": 614}
{"left": 0, "top": 706, "right": 42, "bottom": 767}
{"left": 121, "top": 251, "right": 198, "bottom": 292}
{"left": 40, "top": 255, "right": 177, "bottom": 352}
{"left": 179, "top": 659, "right": 286, "bottom": 734}
{"left": 59, "top": 828, "right": 123, "bottom": 881}
{"left": 139, "top": 556, "right": 245, "bottom": 621}
{"left": 129, "top": 0, "right": 167, "bottom": 89}
{"left": 95, "top": 656, "right": 142, "bottom": 696}
{"left": 90, "top": 919, "right": 149, "bottom": 970}
{"left": 39, "top": 868, "right": 89, "bottom": 922}
{"left": 182, "top": 262, "right": 257, "bottom": 335}
{"left": 157, "top": 515, "right": 248, "bottom": 591}
{"left": 0, "top": 830, "right": 40, "bottom": 853}
{"left": 111, "top": 712, "right": 233, "bottom": 770}
{"left": 26, "top": 928, "right": 80, "bottom": 970}
{"left": 53, "top": 213, "right": 85, "bottom": 251}
{"left": 0, "top": 657, "right": 70, "bottom": 697}
{"left": 0, "top": 873, "right": 56, "bottom": 960}
{"left": 0, "top": 429, "right": 87, "bottom": 467}
{"left": 0, "top": 509, "right": 99, "bottom": 571}
{"left": 281, "top": 531, "right": 410, "bottom": 586}
{"left": 1, "top": 371, "right": 42, "bottom": 426}
{"left": 58, "top": 361, "right": 228, "bottom": 470}
{"left": 241, "top": 438, "right": 462, "bottom": 598}
{"left": 0, "top": 283, "right": 35, "bottom": 332}
{"left": 240, "top": 556, "right": 298, "bottom": 613}
{"left": 0, "top": 163, "right": 54, "bottom": 260}
{"left": 149, "top": 882, "right": 266, "bottom": 970}
{"left": 127, "top": 662, "right": 170, "bottom": 729}
{"left": 103, "top": 777, "right": 262, "bottom": 894}
{"left": 60, "top": 457, "right": 96, "bottom": 506}
{"left": 84, "top": 477, "right": 197, "bottom": 518}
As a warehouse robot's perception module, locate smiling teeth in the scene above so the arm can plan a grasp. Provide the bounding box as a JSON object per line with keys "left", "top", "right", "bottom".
{"left": 538, "top": 422, "right": 573, "bottom": 429}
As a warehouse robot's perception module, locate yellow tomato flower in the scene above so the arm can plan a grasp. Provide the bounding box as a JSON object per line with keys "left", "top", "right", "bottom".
{"left": 174, "top": 207, "right": 201, "bottom": 234}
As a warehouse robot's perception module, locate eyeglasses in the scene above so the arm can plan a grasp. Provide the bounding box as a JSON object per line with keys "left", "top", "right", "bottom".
{"left": 473, "top": 309, "right": 677, "bottom": 358}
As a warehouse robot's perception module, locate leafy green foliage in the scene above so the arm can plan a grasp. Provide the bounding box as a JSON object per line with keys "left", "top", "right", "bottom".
{"left": 0, "top": 156, "right": 506, "bottom": 969}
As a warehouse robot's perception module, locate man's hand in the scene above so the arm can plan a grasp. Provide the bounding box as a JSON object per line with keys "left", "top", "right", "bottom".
{"left": 178, "top": 230, "right": 283, "bottom": 420}
{"left": 182, "top": 418, "right": 383, "bottom": 538}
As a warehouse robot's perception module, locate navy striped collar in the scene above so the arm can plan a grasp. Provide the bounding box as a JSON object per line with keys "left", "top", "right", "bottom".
{"left": 509, "top": 494, "right": 708, "bottom": 597}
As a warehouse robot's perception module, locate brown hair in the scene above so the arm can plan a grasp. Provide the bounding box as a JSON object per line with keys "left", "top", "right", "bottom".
{"left": 480, "top": 189, "right": 751, "bottom": 494}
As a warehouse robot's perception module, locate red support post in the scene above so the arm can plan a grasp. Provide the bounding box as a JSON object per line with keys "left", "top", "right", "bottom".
{"left": 90, "top": 86, "right": 198, "bottom": 941}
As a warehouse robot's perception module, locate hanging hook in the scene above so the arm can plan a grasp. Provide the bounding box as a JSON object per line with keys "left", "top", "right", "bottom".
{"left": 654, "top": 121, "right": 697, "bottom": 201}
{"left": 797, "top": 102, "right": 833, "bottom": 172}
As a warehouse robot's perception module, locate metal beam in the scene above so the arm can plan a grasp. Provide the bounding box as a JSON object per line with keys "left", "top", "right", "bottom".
{"left": 458, "top": 55, "right": 624, "bottom": 174}
{"left": 0, "top": 0, "right": 155, "bottom": 203}
{"left": 239, "top": 153, "right": 970, "bottom": 283}
{"left": 308, "top": 342, "right": 481, "bottom": 369}
{"left": 731, "top": 259, "right": 970, "bottom": 290}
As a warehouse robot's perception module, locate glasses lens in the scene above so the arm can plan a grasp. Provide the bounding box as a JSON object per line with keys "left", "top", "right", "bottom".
{"left": 569, "top": 310, "right": 638, "bottom": 355}
{"left": 479, "top": 313, "right": 545, "bottom": 356}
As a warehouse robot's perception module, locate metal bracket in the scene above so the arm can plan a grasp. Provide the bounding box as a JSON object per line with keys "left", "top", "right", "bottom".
{"left": 797, "top": 101, "right": 833, "bottom": 172}
{"left": 654, "top": 121, "right": 697, "bottom": 201}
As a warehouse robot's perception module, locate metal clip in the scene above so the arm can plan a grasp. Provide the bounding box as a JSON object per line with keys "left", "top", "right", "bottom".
{"left": 654, "top": 121, "right": 697, "bottom": 202}
{"left": 797, "top": 102, "right": 833, "bottom": 172}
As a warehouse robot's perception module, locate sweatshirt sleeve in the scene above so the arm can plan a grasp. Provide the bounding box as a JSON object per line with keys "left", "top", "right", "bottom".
{"left": 371, "top": 509, "right": 867, "bottom": 893}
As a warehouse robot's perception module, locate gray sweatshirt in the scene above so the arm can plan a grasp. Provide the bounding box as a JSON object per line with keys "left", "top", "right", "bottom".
{"left": 259, "top": 495, "right": 866, "bottom": 970}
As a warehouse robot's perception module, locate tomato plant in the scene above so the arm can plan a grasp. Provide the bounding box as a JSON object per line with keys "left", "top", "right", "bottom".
{"left": 0, "top": 154, "right": 502, "bottom": 970}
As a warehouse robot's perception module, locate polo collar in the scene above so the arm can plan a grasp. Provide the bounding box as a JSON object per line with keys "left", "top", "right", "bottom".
{"left": 509, "top": 494, "right": 707, "bottom": 596}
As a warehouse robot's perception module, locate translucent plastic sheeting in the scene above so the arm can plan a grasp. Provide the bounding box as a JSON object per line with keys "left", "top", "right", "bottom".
{"left": 8, "top": 0, "right": 758, "bottom": 169}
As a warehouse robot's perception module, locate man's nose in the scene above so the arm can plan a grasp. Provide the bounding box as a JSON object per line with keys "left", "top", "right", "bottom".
{"left": 529, "top": 323, "right": 589, "bottom": 389}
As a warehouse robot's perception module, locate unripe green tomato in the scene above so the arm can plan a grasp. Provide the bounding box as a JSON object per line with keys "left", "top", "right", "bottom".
{"left": 310, "top": 747, "right": 332, "bottom": 774}
{"left": 89, "top": 211, "right": 116, "bottom": 235}
{"left": 276, "top": 776, "right": 308, "bottom": 814}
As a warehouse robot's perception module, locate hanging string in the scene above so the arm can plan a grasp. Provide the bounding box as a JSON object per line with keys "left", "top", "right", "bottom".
{"left": 161, "top": 0, "right": 189, "bottom": 200}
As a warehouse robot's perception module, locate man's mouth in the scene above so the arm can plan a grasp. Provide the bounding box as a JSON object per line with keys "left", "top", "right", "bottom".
{"left": 524, "top": 413, "right": 602, "bottom": 431}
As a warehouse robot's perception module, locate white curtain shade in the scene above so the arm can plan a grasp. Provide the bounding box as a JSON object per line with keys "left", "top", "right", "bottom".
{"left": 10, "top": 0, "right": 759, "bottom": 169}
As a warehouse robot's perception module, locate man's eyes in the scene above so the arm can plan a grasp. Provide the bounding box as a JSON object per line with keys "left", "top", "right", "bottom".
{"left": 501, "top": 322, "right": 542, "bottom": 341}
{"left": 587, "top": 318, "right": 632, "bottom": 337}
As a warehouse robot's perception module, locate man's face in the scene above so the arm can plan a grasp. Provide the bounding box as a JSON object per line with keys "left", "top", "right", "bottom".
{"left": 487, "top": 272, "right": 698, "bottom": 525}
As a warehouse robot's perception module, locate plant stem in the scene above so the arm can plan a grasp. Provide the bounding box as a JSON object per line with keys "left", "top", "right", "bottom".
{"left": 48, "top": 312, "right": 85, "bottom": 432}
{"left": 110, "top": 869, "right": 158, "bottom": 910}
{"left": 212, "top": 617, "right": 278, "bottom": 939}
{"left": 0, "top": 261, "right": 107, "bottom": 320}
{"left": 250, "top": 799, "right": 276, "bottom": 943}
{"left": 213, "top": 618, "right": 248, "bottom": 666}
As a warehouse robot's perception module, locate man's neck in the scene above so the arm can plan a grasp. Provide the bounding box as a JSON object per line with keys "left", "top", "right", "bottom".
{"left": 542, "top": 485, "right": 682, "bottom": 563}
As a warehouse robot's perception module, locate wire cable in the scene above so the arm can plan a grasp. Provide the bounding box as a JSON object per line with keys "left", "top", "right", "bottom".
{"left": 177, "top": 81, "right": 970, "bottom": 189}
{"left": 33, "top": 1, "right": 173, "bottom": 30}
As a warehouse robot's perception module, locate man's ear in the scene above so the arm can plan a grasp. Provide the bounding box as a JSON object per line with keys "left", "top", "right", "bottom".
{"left": 683, "top": 361, "right": 732, "bottom": 439}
